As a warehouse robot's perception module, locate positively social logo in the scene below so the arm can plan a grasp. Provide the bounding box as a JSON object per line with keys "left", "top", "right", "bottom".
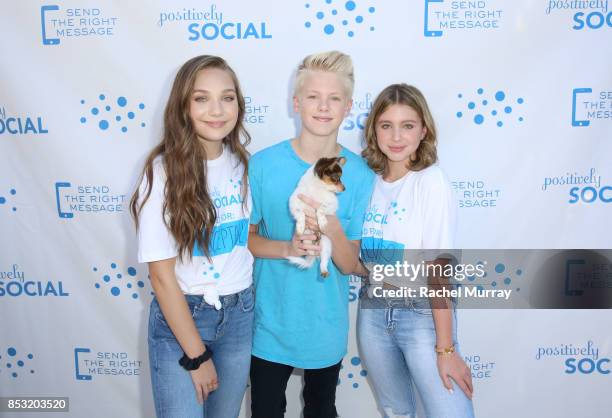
{"left": 452, "top": 179, "right": 502, "bottom": 208}
{"left": 40, "top": 5, "right": 119, "bottom": 46}
{"left": 545, "top": 0, "right": 611, "bottom": 30}
{"left": 343, "top": 92, "right": 373, "bottom": 131}
{"left": 542, "top": 168, "right": 611, "bottom": 204}
{"left": 361, "top": 202, "right": 405, "bottom": 264}
{"left": 158, "top": 4, "right": 271, "bottom": 42}
{"left": 536, "top": 340, "right": 610, "bottom": 375}
{"left": 55, "top": 182, "right": 126, "bottom": 218}
{"left": 0, "top": 106, "right": 48, "bottom": 136}
{"left": 79, "top": 94, "right": 147, "bottom": 133}
{"left": 0, "top": 347, "right": 35, "bottom": 379}
{"left": 193, "top": 181, "right": 248, "bottom": 258}
{"left": 348, "top": 275, "right": 361, "bottom": 303}
{"left": 456, "top": 88, "right": 525, "bottom": 127}
{"left": 571, "top": 88, "right": 612, "bottom": 127}
{"left": 303, "top": 1, "right": 377, "bottom": 38}
{"left": 424, "top": 0, "right": 504, "bottom": 37}
{"left": 0, "top": 264, "right": 68, "bottom": 297}
{"left": 74, "top": 347, "right": 142, "bottom": 380}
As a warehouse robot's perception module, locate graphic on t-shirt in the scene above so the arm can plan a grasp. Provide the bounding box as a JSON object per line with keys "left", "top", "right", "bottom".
{"left": 193, "top": 179, "right": 249, "bottom": 257}
{"left": 193, "top": 218, "right": 249, "bottom": 257}
{"left": 361, "top": 203, "right": 407, "bottom": 264}
{"left": 388, "top": 200, "right": 407, "bottom": 221}
{"left": 361, "top": 236, "right": 404, "bottom": 264}
{"left": 363, "top": 204, "right": 389, "bottom": 229}
{"left": 202, "top": 264, "right": 221, "bottom": 280}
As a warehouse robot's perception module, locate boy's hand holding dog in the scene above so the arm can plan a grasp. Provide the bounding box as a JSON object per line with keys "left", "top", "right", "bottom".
{"left": 297, "top": 194, "right": 342, "bottom": 237}
{"left": 286, "top": 230, "right": 321, "bottom": 258}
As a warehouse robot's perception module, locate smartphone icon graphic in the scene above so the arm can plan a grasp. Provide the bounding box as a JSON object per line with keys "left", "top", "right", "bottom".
{"left": 41, "top": 5, "right": 60, "bottom": 45}
{"left": 571, "top": 88, "right": 592, "bottom": 127}
{"left": 424, "top": 0, "right": 444, "bottom": 37}
{"left": 564, "top": 259, "right": 585, "bottom": 296}
{"left": 74, "top": 348, "right": 93, "bottom": 381}
{"left": 55, "top": 182, "right": 74, "bottom": 218}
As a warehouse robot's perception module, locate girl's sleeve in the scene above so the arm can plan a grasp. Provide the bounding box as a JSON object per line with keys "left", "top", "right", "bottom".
{"left": 420, "top": 168, "right": 457, "bottom": 253}
{"left": 137, "top": 161, "right": 179, "bottom": 263}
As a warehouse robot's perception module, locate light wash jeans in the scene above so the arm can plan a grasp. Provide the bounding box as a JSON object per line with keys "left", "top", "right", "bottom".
{"left": 148, "top": 285, "right": 254, "bottom": 418}
{"left": 357, "top": 288, "right": 475, "bottom": 418}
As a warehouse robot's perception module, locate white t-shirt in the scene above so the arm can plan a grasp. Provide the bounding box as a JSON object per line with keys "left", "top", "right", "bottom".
{"left": 137, "top": 147, "right": 253, "bottom": 296}
{"left": 361, "top": 164, "right": 456, "bottom": 287}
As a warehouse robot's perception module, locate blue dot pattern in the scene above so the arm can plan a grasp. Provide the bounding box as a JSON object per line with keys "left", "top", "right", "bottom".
{"left": 2, "top": 348, "right": 35, "bottom": 378}
{"left": 80, "top": 94, "right": 147, "bottom": 133}
{"left": 0, "top": 188, "right": 17, "bottom": 212}
{"left": 456, "top": 88, "right": 524, "bottom": 127}
{"left": 304, "top": 1, "right": 376, "bottom": 37}
{"left": 93, "top": 263, "right": 152, "bottom": 300}
{"left": 337, "top": 356, "right": 367, "bottom": 389}
{"left": 473, "top": 262, "right": 523, "bottom": 293}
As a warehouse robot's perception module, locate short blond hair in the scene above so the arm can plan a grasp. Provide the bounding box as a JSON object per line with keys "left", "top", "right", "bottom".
{"left": 294, "top": 50, "right": 354, "bottom": 97}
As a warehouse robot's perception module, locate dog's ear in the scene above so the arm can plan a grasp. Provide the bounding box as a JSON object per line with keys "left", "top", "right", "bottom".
{"left": 314, "top": 158, "right": 329, "bottom": 179}
{"left": 337, "top": 157, "right": 346, "bottom": 166}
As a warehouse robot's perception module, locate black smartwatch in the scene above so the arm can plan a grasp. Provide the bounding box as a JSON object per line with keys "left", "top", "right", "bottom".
{"left": 178, "top": 346, "right": 213, "bottom": 371}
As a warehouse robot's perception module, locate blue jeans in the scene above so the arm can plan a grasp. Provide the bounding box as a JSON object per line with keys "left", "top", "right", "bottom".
{"left": 148, "top": 285, "right": 254, "bottom": 418}
{"left": 357, "top": 289, "right": 475, "bottom": 418}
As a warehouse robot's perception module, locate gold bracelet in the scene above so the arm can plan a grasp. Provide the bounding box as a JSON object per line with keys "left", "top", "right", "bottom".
{"left": 434, "top": 344, "right": 455, "bottom": 355}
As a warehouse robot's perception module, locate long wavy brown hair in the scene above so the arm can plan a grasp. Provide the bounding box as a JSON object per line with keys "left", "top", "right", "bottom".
{"left": 130, "top": 55, "right": 250, "bottom": 261}
{"left": 362, "top": 84, "right": 437, "bottom": 174}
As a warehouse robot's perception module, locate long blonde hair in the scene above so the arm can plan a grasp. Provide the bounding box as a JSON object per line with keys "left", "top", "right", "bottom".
{"left": 130, "top": 55, "right": 250, "bottom": 261}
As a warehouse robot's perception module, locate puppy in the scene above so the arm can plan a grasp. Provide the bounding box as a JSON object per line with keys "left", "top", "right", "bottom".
{"left": 286, "top": 156, "right": 346, "bottom": 277}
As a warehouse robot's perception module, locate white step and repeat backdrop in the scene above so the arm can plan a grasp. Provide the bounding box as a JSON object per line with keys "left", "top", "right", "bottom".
{"left": 1, "top": 1, "right": 611, "bottom": 417}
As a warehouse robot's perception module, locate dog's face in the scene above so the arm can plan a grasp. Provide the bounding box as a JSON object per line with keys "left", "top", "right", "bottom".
{"left": 314, "top": 157, "right": 346, "bottom": 193}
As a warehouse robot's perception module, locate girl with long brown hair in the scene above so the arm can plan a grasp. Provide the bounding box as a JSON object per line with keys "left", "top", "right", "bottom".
{"left": 130, "top": 55, "right": 253, "bottom": 418}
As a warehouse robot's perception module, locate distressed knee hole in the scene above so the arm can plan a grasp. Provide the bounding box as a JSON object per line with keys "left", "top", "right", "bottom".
{"left": 383, "top": 406, "right": 413, "bottom": 418}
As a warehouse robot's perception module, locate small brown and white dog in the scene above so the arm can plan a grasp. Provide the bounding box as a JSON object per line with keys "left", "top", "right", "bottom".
{"left": 286, "top": 156, "right": 346, "bottom": 277}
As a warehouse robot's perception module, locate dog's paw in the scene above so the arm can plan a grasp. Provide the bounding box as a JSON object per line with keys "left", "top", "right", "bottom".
{"left": 321, "top": 271, "right": 329, "bottom": 278}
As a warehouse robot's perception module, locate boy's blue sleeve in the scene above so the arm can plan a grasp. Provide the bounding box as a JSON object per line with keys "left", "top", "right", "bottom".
{"left": 346, "top": 169, "right": 374, "bottom": 240}
{"left": 249, "top": 156, "right": 263, "bottom": 225}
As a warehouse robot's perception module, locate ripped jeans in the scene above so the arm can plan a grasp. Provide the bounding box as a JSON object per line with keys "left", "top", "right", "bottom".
{"left": 357, "top": 289, "right": 475, "bottom": 418}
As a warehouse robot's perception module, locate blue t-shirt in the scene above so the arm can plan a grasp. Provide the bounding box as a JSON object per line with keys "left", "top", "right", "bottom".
{"left": 249, "top": 139, "right": 374, "bottom": 368}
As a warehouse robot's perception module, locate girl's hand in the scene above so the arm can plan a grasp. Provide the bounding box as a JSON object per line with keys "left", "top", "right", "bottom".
{"left": 287, "top": 232, "right": 321, "bottom": 257}
{"left": 437, "top": 352, "right": 473, "bottom": 400}
{"left": 189, "top": 359, "right": 218, "bottom": 404}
